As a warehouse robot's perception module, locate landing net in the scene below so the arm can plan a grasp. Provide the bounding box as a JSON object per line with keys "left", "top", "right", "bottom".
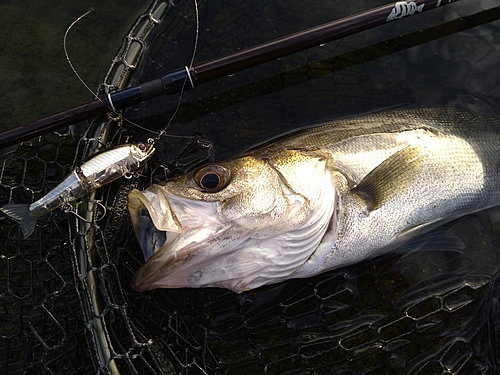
{"left": 1, "top": 1, "right": 500, "bottom": 374}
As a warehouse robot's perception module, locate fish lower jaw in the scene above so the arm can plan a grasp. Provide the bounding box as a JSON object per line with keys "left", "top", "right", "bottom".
{"left": 131, "top": 254, "right": 219, "bottom": 292}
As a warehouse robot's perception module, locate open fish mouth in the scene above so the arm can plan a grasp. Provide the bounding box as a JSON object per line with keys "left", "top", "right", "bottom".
{"left": 127, "top": 151, "right": 341, "bottom": 293}
{"left": 127, "top": 183, "right": 338, "bottom": 292}
{"left": 128, "top": 186, "right": 254, "bottom": 292}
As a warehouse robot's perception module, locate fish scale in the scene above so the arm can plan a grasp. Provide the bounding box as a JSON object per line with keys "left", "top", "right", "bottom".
{"left": 128, "top": 108, "right": 500, "bottom": 292}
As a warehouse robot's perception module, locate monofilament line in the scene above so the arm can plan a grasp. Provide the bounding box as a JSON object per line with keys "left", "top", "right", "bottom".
{"left": 63, "top": 9, "right": 99, "bottom": 100}
{"left": 63, "top": 8, "right": 170, "bottom": 136}
{"left": 156, "top": 0, "right": 201, "bottom": 140}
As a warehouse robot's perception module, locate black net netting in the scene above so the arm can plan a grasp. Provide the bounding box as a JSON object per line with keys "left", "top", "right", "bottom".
{"left": 1, "top": 0, "right": 500, "bottom": 374}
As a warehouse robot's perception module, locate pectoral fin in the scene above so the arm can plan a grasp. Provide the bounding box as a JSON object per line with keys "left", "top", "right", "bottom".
{"left": 351, "top": 146, "right": 423, "bottom": 211}
{"left": 395, "top": 226, "right": 465, "bottom": 256}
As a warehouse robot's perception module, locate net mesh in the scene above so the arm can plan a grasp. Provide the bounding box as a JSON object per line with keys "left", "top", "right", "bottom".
{"left": 1, "top": 0, "right": 500, "bottom": 374}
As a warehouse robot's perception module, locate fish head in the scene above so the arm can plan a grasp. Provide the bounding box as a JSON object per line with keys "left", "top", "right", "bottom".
{"left": 128, "top": 149, "right": 339, "bottom": 293}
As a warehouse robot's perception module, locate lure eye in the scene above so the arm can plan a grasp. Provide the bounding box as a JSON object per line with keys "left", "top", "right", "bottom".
{"left": 194, "top": 165, "right": 230, "bottom": 192}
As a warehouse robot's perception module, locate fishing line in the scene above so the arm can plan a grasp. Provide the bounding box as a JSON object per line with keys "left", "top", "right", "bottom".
{"left": 63, "top": 9, "right": 150, "bottom": 136}
{"left": 63, "top": 9, "right": 199, "bottom": 141}
{"left": 3, "top": 0, "right": 470, "bottom": 149}
{"left": 153, "top": 0, "right": 201, "bottom": 142}
{"left": 63, "top": 9, "right": 98, "bottom": 100}
{"left": 63, "top": 8, "right": 130, "bottom": 130}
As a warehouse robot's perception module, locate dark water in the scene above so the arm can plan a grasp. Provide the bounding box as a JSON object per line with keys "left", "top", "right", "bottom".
{"left": 0, "top": 0, "right": 146, "bottom": 131}
{"left": 126, "top": 0, "right": 500, "bottom": 161}
{"left": 1, "top": 0, "right": 500, "bottom": 374}
{"left": 119, "top": 1, "right": 500, "bottom": 374}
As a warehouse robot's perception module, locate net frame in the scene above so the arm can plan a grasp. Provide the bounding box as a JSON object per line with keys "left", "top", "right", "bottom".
{"left": 1, "top": 1, "right": 500, "bottom": 374}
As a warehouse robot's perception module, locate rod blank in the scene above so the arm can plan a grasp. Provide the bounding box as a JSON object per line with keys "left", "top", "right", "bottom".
{"left": 0, "top": 0, "right": 460, "bottom": 148}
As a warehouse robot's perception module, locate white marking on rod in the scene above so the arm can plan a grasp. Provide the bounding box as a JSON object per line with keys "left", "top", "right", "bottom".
{"left": 107, "top": 93, "right": 117, "bottom": 112}
{"left": 185, "top": 66, "right": 195, "bottom": 88}
{"left": 387, "top": 1, "right": 425, "bottom": 21}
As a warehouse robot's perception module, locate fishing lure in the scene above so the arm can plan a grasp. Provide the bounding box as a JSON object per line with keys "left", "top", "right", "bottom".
{"left": 1, "top": 142, "right": 155, "bottom": 238}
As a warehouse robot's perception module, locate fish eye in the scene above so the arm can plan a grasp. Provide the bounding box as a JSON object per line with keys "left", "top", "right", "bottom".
{"left": 138, "top": 143, "right": 147, "bottom": 151}
{"left": 194, "top": 165, "right": 230, "bottom": 192}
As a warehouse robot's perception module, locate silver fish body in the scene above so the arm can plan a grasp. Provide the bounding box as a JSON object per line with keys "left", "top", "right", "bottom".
{"left": 2, "top": 142, "right": 155, "bottom": 238}
{"left": 128, "top": 109, "right": 500, "bottom": 293}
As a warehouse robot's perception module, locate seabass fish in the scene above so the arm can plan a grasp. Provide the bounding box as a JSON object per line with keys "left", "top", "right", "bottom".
{"left": 2, "top": 142, "right": 155, "bottom": 238}
{"left": 128, "top": 109, "right": 500, "bottom": 293}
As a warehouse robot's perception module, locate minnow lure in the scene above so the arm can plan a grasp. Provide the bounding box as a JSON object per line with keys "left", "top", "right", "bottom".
{"left": 1, "top": 142, "right": 155, "bottom": 238}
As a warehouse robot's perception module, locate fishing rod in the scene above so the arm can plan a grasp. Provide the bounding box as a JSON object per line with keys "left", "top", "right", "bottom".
{"left": 0, "top": 0, "right": 460, "bottom": 148}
